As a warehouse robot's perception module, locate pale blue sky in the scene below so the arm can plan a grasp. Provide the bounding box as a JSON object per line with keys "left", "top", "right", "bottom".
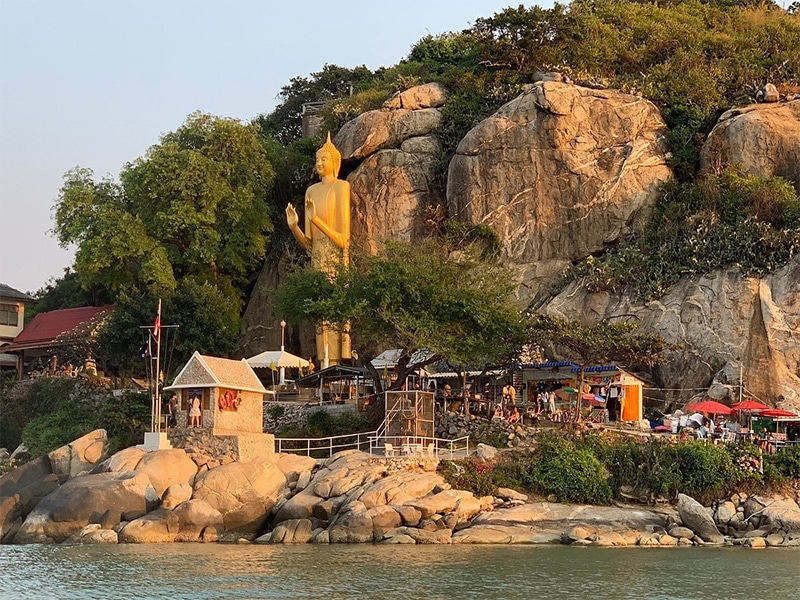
{"left": 0, "top": 0, "right": 547, "bottom": 295}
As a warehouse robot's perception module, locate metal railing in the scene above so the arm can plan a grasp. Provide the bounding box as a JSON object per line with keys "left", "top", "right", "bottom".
{"left": 274, "top": 430, "right": 471, "bottom": 460}
{"left": 368, "top": 434, "right": 470, "bottom": 460}
{"left": 275, "top": 430, "right": 377, "bottom": 457}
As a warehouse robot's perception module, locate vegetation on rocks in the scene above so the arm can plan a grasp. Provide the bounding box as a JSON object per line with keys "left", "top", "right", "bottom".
{"left": 564, "top": 169, "right": 800, "bottom": 299}
{"left": 1, "top": 378, "right": 150, "bottom": 458}
{"left": 439, "top": 429, "right": 799, "bottom": 506}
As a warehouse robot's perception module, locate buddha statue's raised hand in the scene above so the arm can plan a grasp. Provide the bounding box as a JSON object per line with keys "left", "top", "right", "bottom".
{"left": 285, "top": 203, "right": 299, "bottom": 228}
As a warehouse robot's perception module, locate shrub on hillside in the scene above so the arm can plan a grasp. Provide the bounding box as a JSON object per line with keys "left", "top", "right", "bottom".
{"left": 595, "top": 435, "right": 683, "bottom": 501}
{"left": 565, "top": 170, "right": 800, "bottom": 299}
{"left": 526, "top": 432, "right": 612, "bottom": 504}
{"left": 765, "top": 444, "right": 800, "bottom": 480}
{"left": 0, "top": 377, "right": 80, "bottom": 452}
{"left": 99, "top": 391, "right": 152, "bottom": 455}
{"left": 277, "top": 410, "right": 373, "bottom": 439}
{"left": 21, "top": 401, "right": 100, "bottom": 457}
{"left": 438, "top": 457, "right": 525, "bottom": 497}
{"left": 675, "top": 441, "right": 754, "bottom": 503}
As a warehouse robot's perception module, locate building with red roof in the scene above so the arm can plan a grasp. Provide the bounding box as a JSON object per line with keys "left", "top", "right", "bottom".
{"left": 3, "top": 305, "right": 114, "bottom": 378}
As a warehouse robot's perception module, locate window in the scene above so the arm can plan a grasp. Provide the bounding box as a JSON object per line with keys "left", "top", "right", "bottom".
{"left": 0, "top": 304, "right": 18, "bottom": 327}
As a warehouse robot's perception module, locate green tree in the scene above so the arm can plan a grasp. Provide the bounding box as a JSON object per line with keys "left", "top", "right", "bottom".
{"left": 257, "top": 64, "right": 376, "bottom": 145}
{"left": 26, "top": 269, "right": 113, "bottom": 323}
{"left": 526, "top": 313, "right": 678, "bottom": 420}
{"left": 54, "top": 112, "right": 274, "bottom": 297}
{"left": 277, "top": 237, "right": 526, "bottom": 391}
{"left": 52, "top": 112, "right": 275, "bottom": 375}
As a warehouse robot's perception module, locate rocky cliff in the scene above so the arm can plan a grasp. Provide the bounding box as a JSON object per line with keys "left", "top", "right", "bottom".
{"left": 241, "top": 83, "right": 800, "bottom": 409}
{"left": 447, "top": 81, "right": 673, "bottom": 302}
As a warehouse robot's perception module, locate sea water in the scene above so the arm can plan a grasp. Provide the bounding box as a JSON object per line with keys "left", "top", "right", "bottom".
{"left": 1, "top": 543, "right": 797, "bottom": 600}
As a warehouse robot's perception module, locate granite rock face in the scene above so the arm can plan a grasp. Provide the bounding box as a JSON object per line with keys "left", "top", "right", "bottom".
{"left": 348, "top": 142, "right": 439, "bottom": 253}
{"left": 447, "top": 81, "right": 672, "bottom": 302}
{"left": 540, "top": 256, "right": 800, "bottom": 408}
{"left": 700, "top": 100, "right": 800, "bottom": 193}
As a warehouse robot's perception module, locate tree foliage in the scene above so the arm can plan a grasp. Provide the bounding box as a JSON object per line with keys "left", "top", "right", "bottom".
{"left": 256, "top": 64, "right": 378, "bottom": 145}
{"left": 277, "top": 238, "right": 526, "bottom": 389}
{"left": 55, "top": 112, "right": 274, "bottom": 296}
{"left": 50, "top": 112, "right": 275, "bottom": 375}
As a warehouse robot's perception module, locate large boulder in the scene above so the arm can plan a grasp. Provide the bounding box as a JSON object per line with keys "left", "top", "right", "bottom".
{"left": 65, "top": 523, "right": 118, "bottom": 544}
{"left": 47, "top": 429, "right": 108, "bottom": 481}
{"left": 470, "top": 502, "right": 666, "bottom": 532}
{"left": 270, "top": 518, "right": 315, "bottom": 544}
{"left": 13, "top": 471, "right": 158, "bottom": 544}
{"left": 173, "top": 499, "right": 224, "bottom": 542}
{"left": 452, "top": 524, "right": 563, "bottom": 545}
{"left": 118, "top": 508, "right": 180, "bottom": 543}
{"left": 447, "top": 81, "right": 672, "bottom": 301}
{"left": 273, "top": 453, "right": 317, "bottom": 482}
{"left": 161, "top": 483, "right": 193, "bottom": 510}
{"left": 700, "top": 100, "right": 800, "bottom": 193}
{"left": 91, "top": 447, "right": 146, "bottom": 474}
{"left": 403, "top": 489, "right": 477, "bottom": 519}
{"left": 757, "top": 496, "right": 800, "bottom": 532}
{"left": 0, "top": 455, "right": 59, "bottom": 542}
{"left": 677, "top": 494, "right": 724, "bottom": 544}
{"left": 192, "top": 460, "right": 287, "bottom": 534}
{"left": 334, "top": 107, "right": 442, "bottom": 161}
{"left": 328, "top": 507, "right": 375, "bottom": 543}
{"left": 384, "top": 82, "right": 448, "bottom": 110}
{"left": 349, "top": 143, "right": 439, "bottom": 254}
{"left": 358, "top": 471, "right": 445, "bottom": 508}
{"left": 273, "top": 488, "right": 323, "bottom": 524}
{"left": 312, "top": 462, "right": 387, "bottom": 500}
{"left": 133, "top": 449, "right": 198, "bottom": 497}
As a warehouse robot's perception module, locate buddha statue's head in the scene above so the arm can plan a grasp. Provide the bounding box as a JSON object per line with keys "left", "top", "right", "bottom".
{"left": 316, "top": 132, "right": 342, "bottom": 178}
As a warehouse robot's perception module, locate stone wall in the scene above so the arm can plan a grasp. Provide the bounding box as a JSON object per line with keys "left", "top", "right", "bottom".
{"left": 167, "top": 428, "right": 275, "bottom": 470}
{"left": 263, "top": 401, "right": 358, "bottom": 433}
{"left": 436, "top": 412, "right": 537, "bottom": 448}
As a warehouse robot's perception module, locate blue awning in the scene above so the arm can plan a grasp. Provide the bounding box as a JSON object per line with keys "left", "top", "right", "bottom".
{"left": 518, "top": 361, "right": 579, "bottom": 369}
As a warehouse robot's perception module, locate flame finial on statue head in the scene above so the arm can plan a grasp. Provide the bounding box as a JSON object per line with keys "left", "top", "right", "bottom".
{"left": 317, "top": 131, "right": 342, "bottom": 178}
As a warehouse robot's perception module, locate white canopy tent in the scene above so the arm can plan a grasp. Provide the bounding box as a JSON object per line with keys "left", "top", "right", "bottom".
{"left": 246, "top": 350, "right": 309, "bottom": 385}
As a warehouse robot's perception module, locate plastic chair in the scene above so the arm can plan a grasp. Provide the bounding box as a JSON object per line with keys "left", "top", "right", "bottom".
{"left": 427, "top": 443, "right": 435, "bottom": 458}
{"left": 384, "top": 443, "right": 395, "bottom": 457}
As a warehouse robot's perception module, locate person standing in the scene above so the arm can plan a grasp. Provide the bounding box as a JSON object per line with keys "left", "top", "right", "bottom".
{"left": 167, "top": 392, "right": 179, "bottom": 428}
{"left": 502, "top": 382, "right": 516, "bottom": 406}
{"left": 189, "top": 394, "right": 202, "bottom": 428}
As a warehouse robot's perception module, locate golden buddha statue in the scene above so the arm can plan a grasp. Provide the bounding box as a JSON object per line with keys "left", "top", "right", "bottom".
{"left": 286, "top": 133, "right": 351, "bottom": 365}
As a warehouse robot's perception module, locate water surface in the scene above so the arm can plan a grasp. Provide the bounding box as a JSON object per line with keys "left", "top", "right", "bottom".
{"left": 1, "top": 543, "right": 797, "bottom": 600}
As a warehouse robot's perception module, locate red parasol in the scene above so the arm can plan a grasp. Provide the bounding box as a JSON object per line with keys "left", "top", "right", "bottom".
{"left": 685, "top": 400, "right": 734, "bottom": 415}
{"left": 759, "top": 408, "right": 799, "bottom": 418}
{"left": 731, "top": 399, "right": 770, "bottom": 412}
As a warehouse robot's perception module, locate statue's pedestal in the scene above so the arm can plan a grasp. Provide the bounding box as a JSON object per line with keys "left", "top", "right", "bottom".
{"left": 137, "top": 432, "right": 173, "bottom": 452}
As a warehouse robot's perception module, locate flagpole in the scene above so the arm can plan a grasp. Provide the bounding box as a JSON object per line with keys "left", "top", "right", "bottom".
{"left": 154, "top": 298, "right": 162, "bottom": 433}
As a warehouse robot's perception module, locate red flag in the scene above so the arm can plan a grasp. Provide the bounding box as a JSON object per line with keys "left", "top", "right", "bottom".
{"left": 153, "top": 313, "right": 161, "bottom": 344}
